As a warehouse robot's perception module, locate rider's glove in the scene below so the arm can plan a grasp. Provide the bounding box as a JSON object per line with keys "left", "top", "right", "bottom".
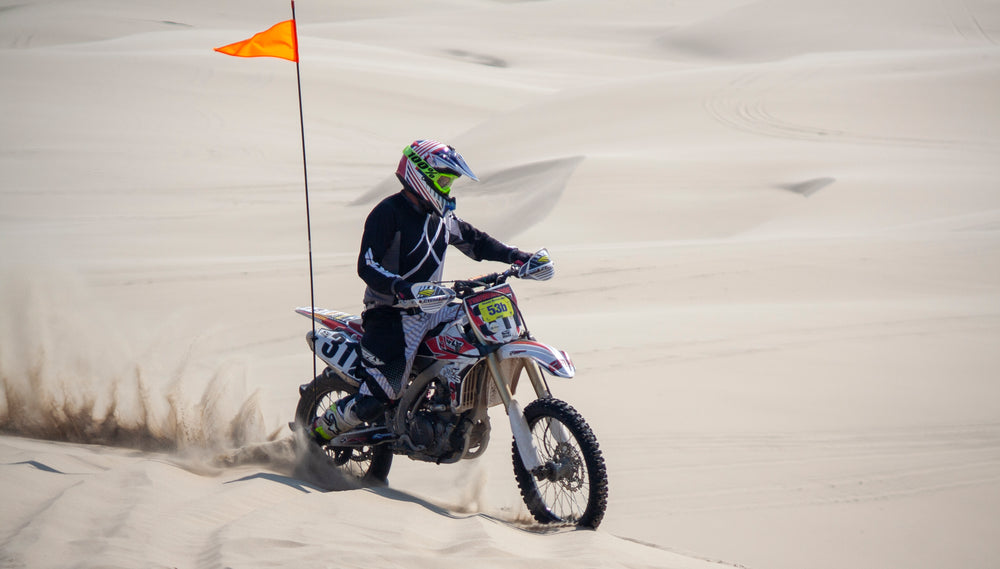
{"left": 393, "top": 280, "right": 414, "bottom": 301}
{"left": 394, "top": 281, "right": 454, "bottom": 313}
{"left": 511, "top": 249, "right": 533, "bottom": 268}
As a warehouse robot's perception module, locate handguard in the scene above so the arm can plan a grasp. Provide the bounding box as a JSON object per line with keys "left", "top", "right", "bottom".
{"left": 396, "top": 282, "right": 456, "bottom": 314}
{"left": 517, "top": 249, "right": 554, "bottom": 281}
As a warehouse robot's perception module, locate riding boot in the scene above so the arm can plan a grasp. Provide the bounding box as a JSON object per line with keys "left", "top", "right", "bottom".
{"left": 310, "top": 391, "right": 388, "bottom": 443}
{"left": 310, "top": 396, "right": 362, "bottom": 442}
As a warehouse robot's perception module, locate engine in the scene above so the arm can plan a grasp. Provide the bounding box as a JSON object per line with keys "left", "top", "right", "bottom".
{"left": 401, "top": 378, "right": 475, "bottom": 464}
{"left": 406, "top": 409, "right": 472, "bottom": 464}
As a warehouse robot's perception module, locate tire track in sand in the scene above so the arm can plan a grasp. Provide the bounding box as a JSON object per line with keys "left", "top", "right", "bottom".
{"left": 703, "top": 63, "right": 998, "bottom": 150}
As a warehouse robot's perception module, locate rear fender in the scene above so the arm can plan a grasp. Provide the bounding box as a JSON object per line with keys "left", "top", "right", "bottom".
{"left": 497, "top": 340, "right": 575, "bottom": 378}
{"left": 295, "top": 307, "right": 363, "bottom": 338}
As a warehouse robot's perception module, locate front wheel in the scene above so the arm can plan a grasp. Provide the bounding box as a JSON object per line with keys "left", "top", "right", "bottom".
{"left": 512, "top": 398, "right": 608, "bottom": 529}
{"left": 294, "top": 371, "right": 393, "bottom": 485}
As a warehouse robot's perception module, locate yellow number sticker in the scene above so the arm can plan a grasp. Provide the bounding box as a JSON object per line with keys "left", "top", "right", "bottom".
{"left": 479, "top": 297, "right": 514, "bottom": 323}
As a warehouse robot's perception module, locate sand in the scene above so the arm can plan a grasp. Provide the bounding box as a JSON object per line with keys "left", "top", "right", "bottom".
{"left": 2, "top": 1, "right": 999, "bottom": 568}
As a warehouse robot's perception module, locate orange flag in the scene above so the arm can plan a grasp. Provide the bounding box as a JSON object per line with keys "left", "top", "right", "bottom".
{"left": 215, "top": 20, "right": 298, "bottom": 62}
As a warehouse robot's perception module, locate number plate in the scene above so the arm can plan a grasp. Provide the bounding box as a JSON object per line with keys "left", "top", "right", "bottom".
{"left": 463, "top": 284, "right": 525, "bottom": 345}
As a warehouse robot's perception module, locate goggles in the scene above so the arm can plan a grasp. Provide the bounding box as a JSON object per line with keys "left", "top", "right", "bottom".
{"left": 434, "top": 172, "right": 459, "bottom": 192}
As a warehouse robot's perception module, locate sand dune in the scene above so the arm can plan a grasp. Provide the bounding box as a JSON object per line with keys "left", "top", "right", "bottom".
{"left": 2, "top": 1, "right": 999, "bottom": 568}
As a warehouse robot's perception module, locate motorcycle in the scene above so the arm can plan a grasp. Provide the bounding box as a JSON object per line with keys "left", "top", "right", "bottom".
{"left": 289, "top": 250, "right": 608, "bottom": 529}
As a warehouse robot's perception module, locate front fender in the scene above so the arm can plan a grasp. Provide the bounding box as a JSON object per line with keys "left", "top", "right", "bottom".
{"left": 497, "top": 340, "right": 575, "bottom": 378}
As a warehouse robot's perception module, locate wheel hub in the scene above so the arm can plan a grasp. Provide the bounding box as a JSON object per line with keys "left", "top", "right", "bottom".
{"left": 533, "top": 443, "right": 584, "bottom": 490}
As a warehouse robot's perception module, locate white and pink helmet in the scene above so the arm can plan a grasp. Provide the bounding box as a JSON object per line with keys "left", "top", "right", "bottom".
{"left": 395, "top": 140, "right": 478, "bottom": 215}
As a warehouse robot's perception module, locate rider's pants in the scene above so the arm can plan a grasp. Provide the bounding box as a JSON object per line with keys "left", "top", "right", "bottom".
{"left": 357, "top": 304, "right": 462, "bottom": 401}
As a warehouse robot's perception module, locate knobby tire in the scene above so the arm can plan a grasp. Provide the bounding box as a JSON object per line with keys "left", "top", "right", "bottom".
{"left": 512, "top": 398, "right": 608, "bottom": 529}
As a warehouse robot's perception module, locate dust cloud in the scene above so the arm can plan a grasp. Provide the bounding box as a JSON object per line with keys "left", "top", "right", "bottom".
{"left": 0, "top": 267, "right": 282, "bottom": 461}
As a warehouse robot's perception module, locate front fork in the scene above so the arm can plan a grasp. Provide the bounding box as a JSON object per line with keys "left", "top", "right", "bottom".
{"left": 485, "top": 352, "right": 570, "bottom": 473}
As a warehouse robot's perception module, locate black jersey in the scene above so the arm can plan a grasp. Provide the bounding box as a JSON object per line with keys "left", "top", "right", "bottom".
{"left": 358, "top": 191, "right": 520, "bottom": 308}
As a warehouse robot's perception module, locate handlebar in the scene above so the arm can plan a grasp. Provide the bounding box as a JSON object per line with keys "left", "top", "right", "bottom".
{"left": 393, "top": 265, "right": 520, "bottom": 311}
{"left": 452, "top": 266, "right": 519, "bottom": 298}
{"left": 395, "top": 247, "right": 553, "bottom": 312}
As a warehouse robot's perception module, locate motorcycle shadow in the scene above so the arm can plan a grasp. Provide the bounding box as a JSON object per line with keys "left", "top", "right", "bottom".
{"left": 368, "top": 484, "right": 581, "bottom": 535}
{"left": 213, "top": 435, "right": 582, "bottom": 533}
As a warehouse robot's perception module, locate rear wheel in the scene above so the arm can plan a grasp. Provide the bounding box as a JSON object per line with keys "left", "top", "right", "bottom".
{"left": 294, "top": 371, "right": 393, "bottom": 484}
{"left": 512, "top": 398, "right": 608, "bottom": 529}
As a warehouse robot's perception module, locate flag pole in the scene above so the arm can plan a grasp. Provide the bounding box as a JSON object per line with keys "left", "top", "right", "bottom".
{"left": 290, "top": 0, "right": 318, "bottom": 380}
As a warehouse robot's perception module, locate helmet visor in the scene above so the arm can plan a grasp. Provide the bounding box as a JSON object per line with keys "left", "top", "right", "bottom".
{"left": 427, "top": 146, "right": 478, "bottom": 181}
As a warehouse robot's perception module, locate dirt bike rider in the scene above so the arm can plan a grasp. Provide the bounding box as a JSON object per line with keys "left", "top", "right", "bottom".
{"left": 310, "top": 139, "right": 544, "bottom": 442}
